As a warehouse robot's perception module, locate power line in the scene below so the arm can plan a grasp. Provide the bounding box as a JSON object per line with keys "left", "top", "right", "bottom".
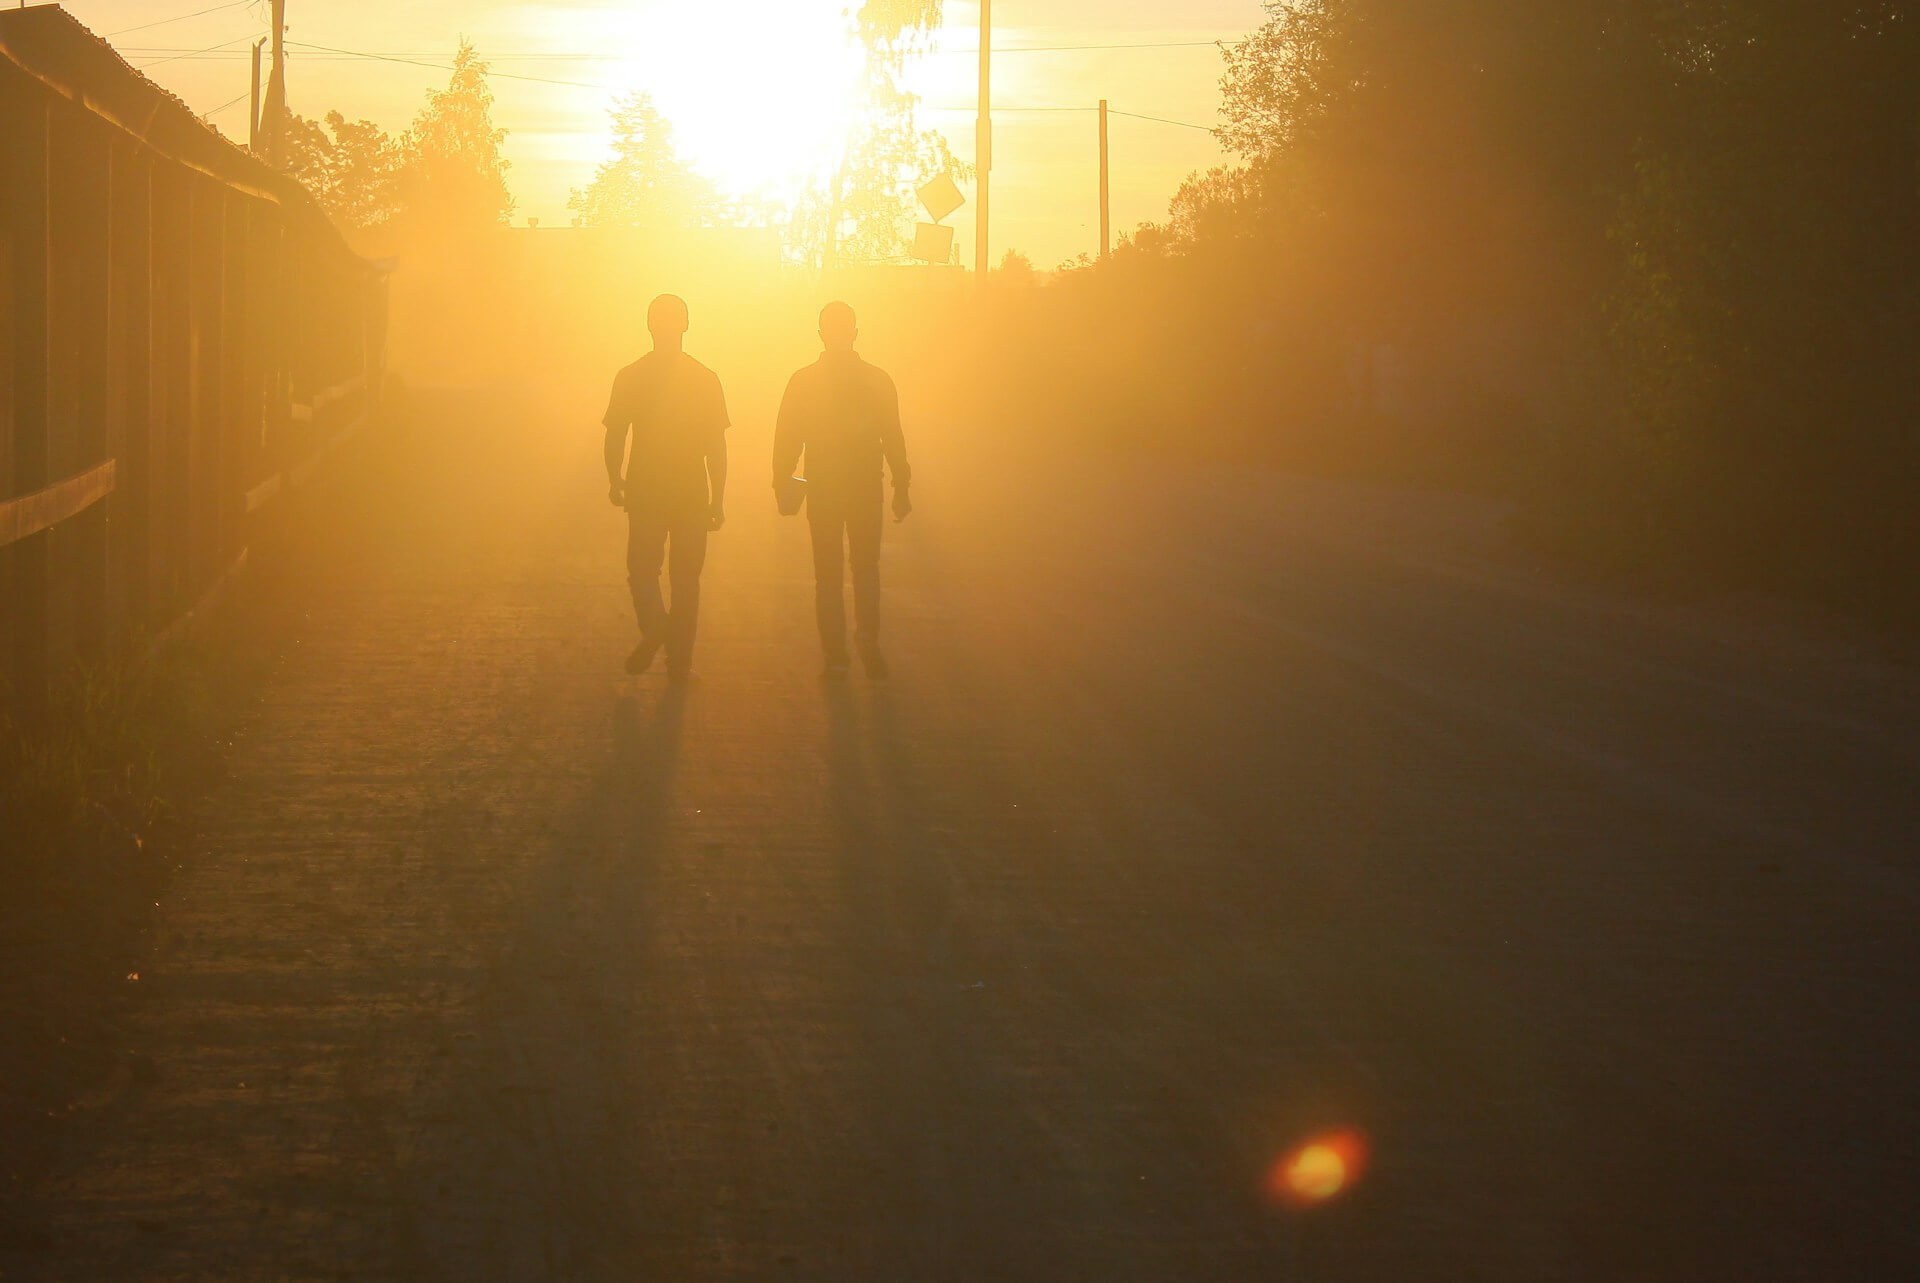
{"left": 200, "top": 87, "right": 252, "bottom": 119}
{"left": 106, "top": 0, "right": 253, "bottom": 39}
{"left": 116, "top": 37, "right": 1226, "bottom": 61}
{"left": 937, "top": 39, "right": 1222, "bottom": 55}
{"left": 180, "top": 38, "right": 1220, "bottom": 132}
{"left": 138, "top": 32, "right": 261, "bottom": 70}
{"left": 930, "top": 104, "right": 1217, "bottom": 131}
{"left": 282, "top": 39, "right": 609, "bottom": 89}
{"left": 1110, "top": 108, "right": 1215, "bottom": 132}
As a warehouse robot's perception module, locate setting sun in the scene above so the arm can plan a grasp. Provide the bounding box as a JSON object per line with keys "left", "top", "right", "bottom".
{"left": 578, "top": 0, "right": 867, "bottom": 203}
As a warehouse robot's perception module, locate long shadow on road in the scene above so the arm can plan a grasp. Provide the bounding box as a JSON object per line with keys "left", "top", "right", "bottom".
{"left": 402, "top": 683, "right": 687, "bottom": 1280}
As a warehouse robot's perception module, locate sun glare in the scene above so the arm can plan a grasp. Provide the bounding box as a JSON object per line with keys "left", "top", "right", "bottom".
{"left": 578, "top": 0, "right": 867, "bottom": 205}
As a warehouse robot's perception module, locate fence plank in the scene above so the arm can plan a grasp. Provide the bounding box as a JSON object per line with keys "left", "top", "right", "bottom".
{"left": 0, "top": 457, "right": 115, "bottom": 548}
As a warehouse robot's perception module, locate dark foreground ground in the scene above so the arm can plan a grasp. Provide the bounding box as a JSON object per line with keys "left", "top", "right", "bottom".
{"left": 4, "top": 387, "right": 1919, "bottom": 1281}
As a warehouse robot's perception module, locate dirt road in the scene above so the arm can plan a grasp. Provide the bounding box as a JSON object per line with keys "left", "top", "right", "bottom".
{"left": 6, "top": 388, "right": 1920, "bottom": 1281}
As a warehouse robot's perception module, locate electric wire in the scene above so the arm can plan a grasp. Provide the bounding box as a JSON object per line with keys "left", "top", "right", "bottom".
{"left": 131, "top": 34, "right": 1218, "bottom": 134}
{"left": 137, "top": 32, "right": 261, "bottom": 70}
{"left": 930, "top": 104, "right": 1216, "bottom": 131}
{"left": 200, "top": 87, "right": 253, "bottom": 119}
{"left": 279, "top": 40, "right": 1217, "bottom": 129}
{"left": 115, "top": 37, "right": 1225, "bottom": 60}
{"left": 105, "top": 0, "right": 253, "bottom": 39}
{"left": 283, "top": 39, "right": 608, "bottom": 89}
{"left": 1109, "top": 108, "right": 1215, "bottom": 131}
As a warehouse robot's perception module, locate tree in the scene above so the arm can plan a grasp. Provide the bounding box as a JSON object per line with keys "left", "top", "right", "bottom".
{"left": 996, "top": 249, "right": 1037, "bottom": 282}
{"left": 1111, "top": 0, "right": 1920, "bottom": 614}
{"left": 398, "top": 39, "right": 514, "bottom": 230}
{"left": 270, "top": 112, "right": 402, "bottom": 235}
{"left": 1165, "top": 165, "right": 1265, "bottom": 249}
{"left": 322, "top": 112, "right": 403, "bottom": 232}
{"left": 1216, "top": 0, "right": 1356, "bottom": 162}
{"left": 807, "top": 0, "right": 968, "bottom": 265}
{"left": 272, "top": 111, "right": 333, "bottom": 198}
{"left": 568, "top": 94, "right": 721, "bottom": 230}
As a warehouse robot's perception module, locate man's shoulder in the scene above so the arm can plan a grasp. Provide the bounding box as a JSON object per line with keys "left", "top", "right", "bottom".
{"left": 681, "top": 353, "right": 723, "bottom": 385}
{"left": 784, "top": 358, "right": 831, "bottom": 393}
{"left": 796, "top": 354, "right": 894, "bottom": 382}
{"left": 850, "top": 357, "right": 896, "bottom": 400}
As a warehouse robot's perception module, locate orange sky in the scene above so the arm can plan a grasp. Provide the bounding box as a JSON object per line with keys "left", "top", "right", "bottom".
{"left": 72, "top": 0, "right": 1262, "bottom": 268}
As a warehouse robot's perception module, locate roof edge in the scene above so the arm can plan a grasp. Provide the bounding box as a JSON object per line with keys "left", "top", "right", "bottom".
{"left": 0, "top": 4, "right": 364, "bottom": 264}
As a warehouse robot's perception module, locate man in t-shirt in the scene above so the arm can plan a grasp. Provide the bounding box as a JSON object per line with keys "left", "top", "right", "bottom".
{"left": 603, "top": 294, "right": 729, "bottom": 683}
{"left": 772, "top": 301, "right": 912, "bottom": 679}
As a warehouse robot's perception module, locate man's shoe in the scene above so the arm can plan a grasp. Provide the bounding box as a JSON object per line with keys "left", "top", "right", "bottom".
{"left": 667, "top": 664, "right": 695, "bottom": 687}
{"left": 625, "top": 637, "right": 662, "bottom": 675}
{"left": 858, "top": 646, "right": 890, "bottom": 680}
{"left": 821, "top": 657, "right": 851, "bottom": 681}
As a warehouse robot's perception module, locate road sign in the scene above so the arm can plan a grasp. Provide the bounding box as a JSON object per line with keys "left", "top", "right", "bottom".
{"left": 913, "top": 222, "right": 956, "bottom": 264}
{"left": 917, "top": 172, "right": 964, "bottom": 224}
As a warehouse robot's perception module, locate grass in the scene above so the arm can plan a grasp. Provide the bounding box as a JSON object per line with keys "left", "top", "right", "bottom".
{"left": 1, "top": 653, "right": 212, "bottom": 885}
{"left": 0, "top": 640, "right": 261, "bottom": 1205}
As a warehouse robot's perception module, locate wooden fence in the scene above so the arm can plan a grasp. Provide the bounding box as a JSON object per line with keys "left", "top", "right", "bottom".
{"left": 1, "top": 6, "right": 386, "bottom": 724}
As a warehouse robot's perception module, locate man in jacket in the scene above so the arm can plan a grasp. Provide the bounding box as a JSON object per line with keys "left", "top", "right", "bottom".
{"left": 772, "top": 302, "right": 912, "bottom": 678}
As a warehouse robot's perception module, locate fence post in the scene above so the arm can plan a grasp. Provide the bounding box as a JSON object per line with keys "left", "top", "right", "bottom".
{"left": 56, "top": 107, "right": 116, "bottom": 666}
{"left": 3, "top": 85, "right": 52, "bottom": 723}
{"left": 153, "top": 161, "right": 191, "bottom": 624}
{"left": 222, "top": 189, "right": 247, "bottom": 582}
{"left": 109, "top": 141, "right": 153, "bottom": 650}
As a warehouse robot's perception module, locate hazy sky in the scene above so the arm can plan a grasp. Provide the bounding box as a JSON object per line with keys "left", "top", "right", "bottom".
{"left": 69, "top": 0, "right": 1265, "bottom": 268}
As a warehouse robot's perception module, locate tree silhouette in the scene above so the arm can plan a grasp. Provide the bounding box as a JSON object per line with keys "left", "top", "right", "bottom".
{"left": 1065, "top": 0, "right": 1920, "bottom": 618}
{"left": 270, "top": 112, "right": 403, "bottom": 236}
{"left": 398, "top": 39, "right": 515, "bottom": 230}
{"left": 791, "top": 0, "right": 966, "bottom": 266}
{"left": 567, "top": 94, "right": 721, "bottom": 230}
{"left": 323, "top": 113, "right": 404, "bottom": 233}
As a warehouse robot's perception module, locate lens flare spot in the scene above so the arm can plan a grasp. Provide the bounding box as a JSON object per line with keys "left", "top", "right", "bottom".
{"left": 1270, "top": 1129, "right": 1369, "bottom": 1209}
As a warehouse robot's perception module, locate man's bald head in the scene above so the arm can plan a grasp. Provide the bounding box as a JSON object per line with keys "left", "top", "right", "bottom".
{"left": 819, "top": 301, "right": 857, "bottom": 354}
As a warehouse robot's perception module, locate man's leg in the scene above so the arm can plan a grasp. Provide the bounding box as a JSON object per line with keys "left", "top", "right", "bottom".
{"left": 847, "top": 498, "right": 884, "bottom": 666}
{"left": 663, "top": 520, "right": 709, "bottom": 678}
{"left": 627, "top": 510, "right": 669, "bottom": 641}
{"left": 809, "top": 513, "right": 849, "bottom": 666}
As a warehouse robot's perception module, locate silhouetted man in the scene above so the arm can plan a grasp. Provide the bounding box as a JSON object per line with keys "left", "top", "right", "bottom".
{"left": 604, "top": 293, "right": 729, "bottom": 683}
{"left": 773, "top": 301, "right": 912, "bottom": 679}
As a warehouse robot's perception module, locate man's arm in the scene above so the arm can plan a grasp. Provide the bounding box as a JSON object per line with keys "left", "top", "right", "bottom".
{"left": 604, "top": 423, "right": 629, "bottom": 506}
{"left": 878, "top": 372, "right": 912, "bottom": 519}
{"left": 602, "top": 373, "right": 629, "bottom": 506}
{"left": 706, "top": 432, "right": 729, "bottom": 530}
{"left": 705, "top": 373, "right": 730, "bottom": 530}
{"left": 771, "top": 373, "right": 805, "bottom": 484}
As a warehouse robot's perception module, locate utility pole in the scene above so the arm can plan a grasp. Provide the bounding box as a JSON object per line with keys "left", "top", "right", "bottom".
{"left": 1098, "top": 99, "right": 1110, "bottom": 259}
{"left": 249, "top": 38, "right": 265, "bottom": 152}
{"left": 259, "top": 0, "right": 287, "bottom": 165}
{"left": 974, "top": 0, "right": 990, "bottom": 286}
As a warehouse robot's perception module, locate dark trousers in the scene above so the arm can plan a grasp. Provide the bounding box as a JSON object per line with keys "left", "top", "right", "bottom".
{"left": 808, "top": 499, "right": 882, "bottom": 661}
{"left": 628, "top": 509, "right": 708, "bottom": 670}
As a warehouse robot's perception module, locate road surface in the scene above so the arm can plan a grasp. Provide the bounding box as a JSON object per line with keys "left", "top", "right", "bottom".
{"left": 6, "top": 387, "right": 1919, "bottom": 1281}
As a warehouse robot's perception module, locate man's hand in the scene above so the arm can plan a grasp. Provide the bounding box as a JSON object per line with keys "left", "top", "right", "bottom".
{"left": 707, "top": 501, "right": 726, "bottom": 532}
{"left": 892, "top": 486, "right": 913, "bottom": 522}
{"left": 608, "top": 480, "right": 625, "bottom": 508}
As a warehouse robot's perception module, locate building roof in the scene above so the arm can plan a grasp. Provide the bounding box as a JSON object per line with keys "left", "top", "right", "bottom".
{"left": 0, "top": 3, "right": 360, "bottom": 261}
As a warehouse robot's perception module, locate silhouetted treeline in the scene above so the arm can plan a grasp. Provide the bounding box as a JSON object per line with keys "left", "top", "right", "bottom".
{"left": 953, "top": 3, "right": 1920, "bottom": 623}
